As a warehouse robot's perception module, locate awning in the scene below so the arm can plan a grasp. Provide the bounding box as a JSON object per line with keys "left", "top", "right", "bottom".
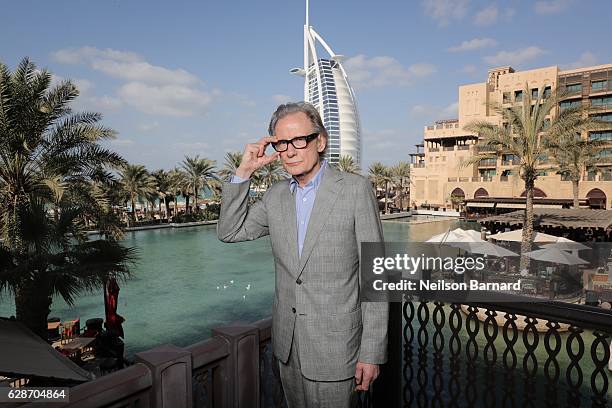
{"left": 0, "top": 319, "right": 93, "bottom": 383}
{"left": 467, "top": 202, "right": 495, "bottom": 208}
{"left": 497, "top": 203, "right": 526, "bottom": 209}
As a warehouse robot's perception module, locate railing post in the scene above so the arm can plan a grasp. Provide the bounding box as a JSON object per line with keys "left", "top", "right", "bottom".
{"left": 213, "top": 323, "right": 260, "bottom": 408}
{"left": 372, "top": 302, "right": 402, "bottom": 407}
{"left": 135, "top": 344, "right": 193, "bottom": 408}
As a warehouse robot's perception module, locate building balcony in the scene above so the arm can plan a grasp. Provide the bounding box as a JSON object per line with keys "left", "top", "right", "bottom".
{"left": 448, "top": 177, "right": 457, "bottom": 182}
{"left": 44, "top": 296, "right": 611, "bottom": 407}
{"left": 412, "top": 163, "right": 426, "bottom": 168}
{"left": 478, "top": 159, "right": 497, "bottom": 168}
{"left": 429, "top": 148, "right": 440, "bottom": 152}
{"left": 443, "top": 146, "right": 454, "bottom": 151}
{"left": 457, "top": 145, "right": 470, "bottom": 151}
{"left": 458, "top": 177, "right": 470, "bottom": 182}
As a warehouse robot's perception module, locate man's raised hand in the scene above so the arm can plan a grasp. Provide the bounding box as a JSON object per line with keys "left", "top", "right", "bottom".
{"left": 235, "top": 136, "right": 280, "bottom": 179}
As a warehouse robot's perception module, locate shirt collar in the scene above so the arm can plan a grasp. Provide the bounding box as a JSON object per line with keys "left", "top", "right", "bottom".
{"left": 289, "top": 160, "right": 327, "bottom": 193}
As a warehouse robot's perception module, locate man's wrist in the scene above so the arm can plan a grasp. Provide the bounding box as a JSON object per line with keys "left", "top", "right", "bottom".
{"left": 235, "top": 168, "right": 252, "bottom": 179}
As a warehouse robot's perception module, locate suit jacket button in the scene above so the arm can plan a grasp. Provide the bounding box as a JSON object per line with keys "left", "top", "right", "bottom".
{"left": 292, "top": 307, "right": 296, "bottom": 314}
{"left": 296, "top": 278, "right": 302, "bottom": 285}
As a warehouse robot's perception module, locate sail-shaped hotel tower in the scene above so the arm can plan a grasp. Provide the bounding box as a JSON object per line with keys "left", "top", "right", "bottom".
{"left": 290, "top": 1, "right": 362, "bottom": 168}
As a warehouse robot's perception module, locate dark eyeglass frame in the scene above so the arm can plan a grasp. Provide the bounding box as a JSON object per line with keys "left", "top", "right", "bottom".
{"left": 271, "top": 132, "right": 319, "bottom": 152}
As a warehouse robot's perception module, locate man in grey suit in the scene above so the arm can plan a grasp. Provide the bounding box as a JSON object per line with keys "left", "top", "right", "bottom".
{"left": 217, "top": 102, "right": 388, "bottom": 407}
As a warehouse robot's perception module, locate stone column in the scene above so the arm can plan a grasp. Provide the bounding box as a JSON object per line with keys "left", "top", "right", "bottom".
{"left": 135, "top": 344, "right": 193, "bottom": 408}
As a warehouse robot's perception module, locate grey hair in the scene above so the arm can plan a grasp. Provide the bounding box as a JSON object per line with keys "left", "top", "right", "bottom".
{"left": 268, "top": 102, "right": 328, "bottom": 141}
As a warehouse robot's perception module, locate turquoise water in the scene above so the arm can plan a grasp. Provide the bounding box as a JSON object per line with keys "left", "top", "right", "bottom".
{"left": 0, "top": 217, "right": 459, "bottom": 356}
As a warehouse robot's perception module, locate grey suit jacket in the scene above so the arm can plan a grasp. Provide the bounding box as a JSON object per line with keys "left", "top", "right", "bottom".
{"left": 217, "top": 165, "right": 388, "bottom": 381}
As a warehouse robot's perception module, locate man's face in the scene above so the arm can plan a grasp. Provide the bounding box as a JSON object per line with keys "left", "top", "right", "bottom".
{"left": 273, "top": 112, "right": 326, "bottom": 179}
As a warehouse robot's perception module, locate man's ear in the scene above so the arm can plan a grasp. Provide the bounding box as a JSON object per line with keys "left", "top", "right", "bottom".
{"left": 317, "top": 135, "right": 327, "bottom": 153}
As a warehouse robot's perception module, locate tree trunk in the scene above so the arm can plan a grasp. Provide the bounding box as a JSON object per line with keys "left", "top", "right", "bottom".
{"left": 164, "top": 197, "right": 170, "bottom": 219}
{"left": 398, "top": 182, "right": 403, "bottom": 211}
{"left": 194, "top": 187, "right": 198, "bottom": 212}
{"left": 130, "top": 196, "right": 136, "bottom": 225}
{"left": 14, "top": 279, "right": 52, "bottom": 340}
{"left": 519, "top": 179, "right": 535, "bottom": 272}
{"left": 572, "top": 179, "right": 580, "bottom": 208}
{"left": 384, "top": 181, "right": 389, "bottom": 214}
{"left": 185, "top": 195, "right": 190, "bottom": 214}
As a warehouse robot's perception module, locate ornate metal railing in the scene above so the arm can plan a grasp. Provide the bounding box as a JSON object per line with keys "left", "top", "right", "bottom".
{"left": 400, "top": 298, "right": 611, "bottom": 408}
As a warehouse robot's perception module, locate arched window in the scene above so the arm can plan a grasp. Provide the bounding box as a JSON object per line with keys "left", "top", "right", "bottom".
{"left": 474, "top": 188, "right": 489, "bottom": 198}
{"left": 520, "top": 188, "right": 547, "bottom": 198}
{"left": 586, "top": 188, "right": 606, "bottom": 209}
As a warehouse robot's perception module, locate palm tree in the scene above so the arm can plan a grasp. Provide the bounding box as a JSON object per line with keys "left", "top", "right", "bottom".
{"left": 335, "top": 155, "right": 360, "bottom": 174}
{"left": 218, "top": 151, "right": 243, "bottom": 181}
{"left": 181, "top": 155, "right": 218, "bottom": 212}
{"left": 151, "top": 169, "right": 172, "bottom": 218}
{"left": 119, "top": 164, "right": 156, "bottom": 225}
{"left": 464, "top": 83, "right": 605, "bottom": 271}
{"left": 259, "top": 160, "right": 287, "bottom": 190}
{"left": 546, "top": 134, "right": 606, "bottom": 208}
{"left": 368, "top": 162, "right": 391, "bottom": 213}
{"left": 168, "top": 168, "right": 187, "bottom": 218}
{"left": 0, "top": 58, "right": 134, "bottom": 338}
{"left": 391, "top": 162, "right": 411, "bottom": 211}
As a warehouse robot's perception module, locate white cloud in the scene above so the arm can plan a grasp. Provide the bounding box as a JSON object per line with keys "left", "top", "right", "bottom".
{"left": 173, "top": 142, "right": 210, "bottom": 152}
{"left": 562, "top": 52, "right": 598, "bottom": 70}
{"left": 362, "top": 129, "right": 401, "bottom": 151}
{"left": 52, "top": 46, "right": 218, "bottom": 117}
{"left": 118, "top": 82, "right": 214, "bottom": 117}
{"left": 344, "top": 55, "right": 436, "bottom": 89}
{"left": 534, "top": 0, "right": 573, "bottom": 14}
{"left": 137, "top": 122, "right": 161, "bottom": 132}
{"left": 110, "top": 138, "right": 135, "bottom": 147}
{"left": 461, "top": 65, "right": 478, "bottom": 75}
{"left": 52, "top": 46, "right": 140, "bottom": 65}
{"left": 90, "top": 59, "right": 199, "bottom": 86}
{"left": 272, "top": 94, "right": 295, "bottom": 105}
{"left": 441, "top": 102, "right": 458, "bottom": 118}
{"left": 474, "top": 5, "right": 498, "bottom": 26}
{"left": 88, "top": 95, "right": 123, "bottom": 110}
{"left": 422, "top": 0, "right": 470, "bottom": 26}
{"left": 53, "top": 46, "right": 199, "bottom": 86}
{"left": 484, "top": 46, "right": 546, "bottom": 67}
{"left": 409, "top": 102, "right": 458, "bottom": 119}
{"left": 448, "top": 38, "right": 497, "bottom": 52}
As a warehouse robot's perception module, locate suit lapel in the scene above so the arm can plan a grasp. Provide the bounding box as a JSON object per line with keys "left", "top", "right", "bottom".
{"left": 280, "top": 183, "right": 299, "bottom": 277}
{"left": 296, "top": 165, "right": 344, "bottom": 278}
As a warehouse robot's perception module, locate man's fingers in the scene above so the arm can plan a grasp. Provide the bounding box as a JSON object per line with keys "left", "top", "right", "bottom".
{"left": 354, "top": 365, "right": 363, "bottom": 385}
{"left": 256, "top": 136, "right": 276, "bottom": 157}
{"left": 261, "top": 152, "right": 280, "bottom": 165}
{"left": 360, "top": 373, "right": 373, "bottom": 390}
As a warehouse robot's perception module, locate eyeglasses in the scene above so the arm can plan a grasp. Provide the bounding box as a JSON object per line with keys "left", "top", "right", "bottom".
{"left": 271, "top": 133, "right": 319, "bottom": 152}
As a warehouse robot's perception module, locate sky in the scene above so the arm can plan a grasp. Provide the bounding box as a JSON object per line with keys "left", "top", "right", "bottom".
{"left": 1, "top": 0, "right": 611, "bottom": 171}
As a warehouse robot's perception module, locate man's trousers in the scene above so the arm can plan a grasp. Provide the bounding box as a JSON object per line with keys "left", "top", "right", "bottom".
{"left": 278, "top": 323, "right": 357, "bottom": 408}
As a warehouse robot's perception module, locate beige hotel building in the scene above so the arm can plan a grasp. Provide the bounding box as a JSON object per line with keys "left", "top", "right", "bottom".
{"left": 410, "top": 63, "right": 612, "bottom": 212}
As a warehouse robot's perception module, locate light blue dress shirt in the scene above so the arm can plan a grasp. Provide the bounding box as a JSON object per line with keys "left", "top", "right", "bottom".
{"left": 230, "top": 160, "right": 327, "bottom": 257}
